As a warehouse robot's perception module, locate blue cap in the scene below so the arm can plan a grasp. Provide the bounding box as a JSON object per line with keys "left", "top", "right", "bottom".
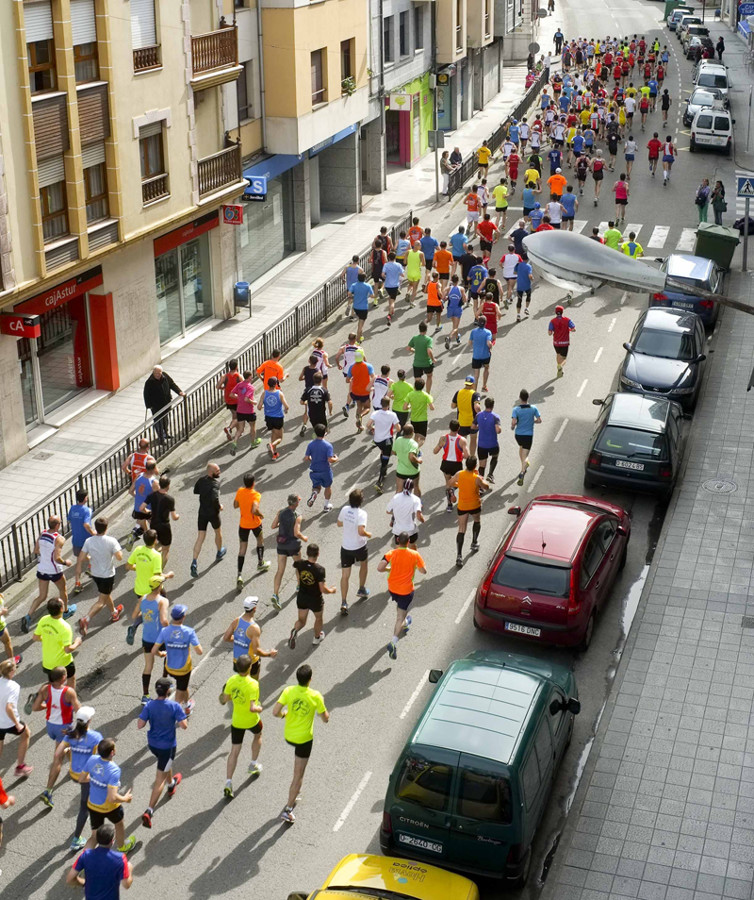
{"left": 465, "top": 374, "right": 476, "bottom": 384}
{"left": 171, "top": 604, "right": 188, "bottom": 620}
{"left": 534, "top": 202, "right": 541, "bottom": 209}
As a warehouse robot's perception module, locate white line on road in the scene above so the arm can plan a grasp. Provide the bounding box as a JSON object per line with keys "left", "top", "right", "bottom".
{"left": 647, "top": 225, "right": 669, "bottom": 248}
{"left": 527, "top": 465, "right": 544, "bottom": 494}
{"left": 455, "top": 585, "right": 478, "bottom": 625}
{"left": 593, "top": 347, "right": 603, "bottom": 364}
{"left": 333, "top": 771, "right": 372, "bottom": 832}
{"left": 577, "top": 378, "right": 588, "bottom": 398}
{"left": 607, "top": 317, "right": 616, "bottom": 333}
{"left": 554, "top": 418, "right": 569, "bottom": 443}
{"left": 399, "top": 670, "right": 430, "bottom": 720}
{"left": 619, "top": 292, "right": 627, "bottom": 306}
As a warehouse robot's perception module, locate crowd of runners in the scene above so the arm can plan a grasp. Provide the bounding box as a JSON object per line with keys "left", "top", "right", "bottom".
{"left": 0, "top": 27, "right": 678, "bottom": 884}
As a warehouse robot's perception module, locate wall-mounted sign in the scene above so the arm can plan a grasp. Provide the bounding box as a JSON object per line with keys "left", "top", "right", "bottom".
{"left": 242, "top": 176, "right": 267, "bottom": 202}
{"left": 0, "top": 313, "right": 41, "bottom": 339}
{"left": 389, "top": 92, "right": 412, "bottom": 110}
{"left": 222, "top": 204, "right": 244, "bottom": 225}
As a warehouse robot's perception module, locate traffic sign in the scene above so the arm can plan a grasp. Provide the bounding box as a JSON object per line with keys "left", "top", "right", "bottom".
{"left": 738, "top": 176, "right": 754, "bottom": 198}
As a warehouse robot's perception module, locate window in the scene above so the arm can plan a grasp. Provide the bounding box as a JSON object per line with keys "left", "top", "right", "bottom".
{"left": 579, "top": 535, "right": 604, "bottom": 588}
{"left": 414, "top": 7, "right": 424, "bottom": 50}
{"left": 237, "top": 61, "right": 252, "bottom": 122}
{"left": 521, "top": 753, "right": 540, "bottom": 811}
{"left": 131, "top": 0, "right": 160, "bottom": 70}
{"left": 28, "top": 40, "right": 56, "bottom": 93}
{"left": 484, "top": 0, "right": 491, "bottom": 36}
{"left": 457, "top": 770, "right": 512, "bottom": 823}
{"left": 38, "top": 156, "right": 69, "bottom": 242}
{"left": 595, "top": 426, "right": 668, "bottom": 460}
{"left": 71, "top": 0, "right": 98, "bottom": 81}
{"left": 82, "top": 144, "right": 108, "bottom": 223}
{"left": 139, "top": 126, "right": 165, "bottom": 179}
{"left": 340, "top": 39, "right": 353, "bottom": 81}
{"left": 74, "top": 43, "right": 99, "bottom": 83}
{"left": 311, "top": 48, "right": 326, "bottom": 106}
{"left": 533, "top": 722, "right": 553, "bottom": 779}
{"left": 492, "top": 556, "right": 570, "bottom": 598}
{"left": 383, "top": 16, "right": 394, "bottom": 64}
{"left": 399, "top": 11, "right": 409, "bottom": 57}
{"left": 455, "top": 0, "right": 463, "bottom": 51}
{"left": 595, "top": 519, "right": 617, "bottom": 554}
{"left": 395, "top": 756, "right": 453, "bottom": 812}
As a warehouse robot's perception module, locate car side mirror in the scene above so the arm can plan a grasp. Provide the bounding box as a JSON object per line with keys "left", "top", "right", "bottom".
{"left": 428, "top": 669, "right": 444, "bottom": 684}
{"left": 508, "top": 506, "right": 522, "bottom": 516}
{"left": 617, "top": 525, "right": 628, "bottom": 536}
{"left": 568, "top": 698, "right": 582, "bottom": 715}
{"left": 696, "top": 353, "right": 707, "bottom": 363}
{"left": 732, "top": 119, "right": 736, "bottom": 124}
{"left": 623, "top": 342, "right": 632, "bottom": 352}
{"left": 592, "top": 398, "right": 604, "bottom": 406}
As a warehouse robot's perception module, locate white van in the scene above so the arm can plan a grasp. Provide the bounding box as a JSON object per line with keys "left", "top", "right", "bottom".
{"left": 690, "top": 103, "right": 733, "bottom": 155}
{"left": 693, "top": 63, "right": 730, "bottom": 106}
{"left": 668, "top": 7, "right": 695, "bottom": 29}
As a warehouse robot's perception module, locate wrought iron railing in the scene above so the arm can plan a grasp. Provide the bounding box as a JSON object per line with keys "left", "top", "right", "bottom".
{"left": 198, "top": 145, "right": 242, "bottom": 197}
{"left": 191, "top": 26, "right": 238, "bottom": 76}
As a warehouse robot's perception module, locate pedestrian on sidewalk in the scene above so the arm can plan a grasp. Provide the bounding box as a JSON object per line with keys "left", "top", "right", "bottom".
{"left": 554, "top": 28, "right": 564, "bottom": 54}
{"left": 711, "top": 180, "right": 727, "bottom": 225}
{"left": 440, "top": 151, "right": 453, "bottom": 196}
{"left": 75, "top": 519, "right": 124, "bottom": 636}
{"left": 695, "top": 178, "right": 711, "bottom": 223}
{"left": 190, "top": 463, "right": 226, "bottom": 578}
{"left": 716, "top": 36, "right": 725, "bottom": 61}
{"left": 143, "top": 367, "right": 184, "bottom": 444}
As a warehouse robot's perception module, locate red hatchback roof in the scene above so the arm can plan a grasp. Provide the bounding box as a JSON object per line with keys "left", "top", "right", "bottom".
{"left": 508, "top": 497, "right": 602, "bottom": 564}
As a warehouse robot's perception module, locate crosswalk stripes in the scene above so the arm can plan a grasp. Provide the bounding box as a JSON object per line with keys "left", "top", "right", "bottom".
{"left": 647, "top": 225, "right": 669, "bottom": 248}
{"left": 570, "top": 220, "right": 588, "bottom": 234}
{"left": 500, "top": 219, "right": 699, "bottom": 252}
{"left": 676, "top": 228, "right": 696, "bottom": 251}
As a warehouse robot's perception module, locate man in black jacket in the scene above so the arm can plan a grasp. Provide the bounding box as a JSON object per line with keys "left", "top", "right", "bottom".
{"left": 143, "top": 366, "right": 184, "bottom": 443}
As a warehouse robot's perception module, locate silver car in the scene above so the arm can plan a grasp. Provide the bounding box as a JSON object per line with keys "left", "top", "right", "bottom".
{"left": 684, "top": 87, "right": 723, "bottom": 125}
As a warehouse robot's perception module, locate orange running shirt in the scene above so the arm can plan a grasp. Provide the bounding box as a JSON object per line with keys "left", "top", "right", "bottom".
{"left": 434, "top": 249, "right": 453, "bottom": 274}
{"left": 457, "top": 469, "right": 481, "bottom": 511}
{"left": 257, "top": 359, "right": 284, "bottom": 389}
{"left": 235, "top": 487, "right": 262, "bottom": 530}
{"left": 426, "top": 282, "right": 443, "bottom": 308}
{"left": 385, "top": 547, "right": 425, "bottom": 595}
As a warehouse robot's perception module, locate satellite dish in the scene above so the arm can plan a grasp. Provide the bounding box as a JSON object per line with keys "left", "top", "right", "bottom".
{"left": 528, "top": 42, "right": 541, "bottom": 54}
{"left": 538, "top": 7, "right": 548, "bottom": 17}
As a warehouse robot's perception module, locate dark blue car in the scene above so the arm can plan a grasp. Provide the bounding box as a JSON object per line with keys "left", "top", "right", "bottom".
{"left": 648, "top": 253, "right": 723, "bottom": 327}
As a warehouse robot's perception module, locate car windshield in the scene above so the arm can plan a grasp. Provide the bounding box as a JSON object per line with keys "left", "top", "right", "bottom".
{"left": 596, "top": 426, "right": 667, "bottom": 459}
{"left": 697, "top": 73, "right": 727, "bottom": 88}
{"left": 395, "top": 756, "right": 453, "bottom": 812}
{"left": 492, "top": 556, "right": 570, "bottom": 597}
{"left": 695, "top": 113, "right": 713, "bottom": 128}
{"left": 690, "top": 91, "right": 716, "bottom": 106}
{"left": 634, "top": 326, "right": 696, "bottom": 360}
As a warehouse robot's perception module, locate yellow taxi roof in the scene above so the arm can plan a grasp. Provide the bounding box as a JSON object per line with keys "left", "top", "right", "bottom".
{"left": 319, "top": 854, "right": 478, "bottom": 900}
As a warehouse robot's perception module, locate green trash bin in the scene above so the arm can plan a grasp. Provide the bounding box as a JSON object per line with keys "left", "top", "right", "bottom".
{"left": 693, "top": 222, "right": 740, "bottom": 271}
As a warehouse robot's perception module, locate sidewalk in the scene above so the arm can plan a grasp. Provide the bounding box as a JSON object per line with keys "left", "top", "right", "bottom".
{"left": 0, "top": 62, "right": 534, "bottom": 533}
{"left": 543, "top": 268, "right": 754, "bottom": 900}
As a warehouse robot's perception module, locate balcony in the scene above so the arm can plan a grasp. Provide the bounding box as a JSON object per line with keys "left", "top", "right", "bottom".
{"left": 197, "top": 144, "right": 243, "bottom": 199}
{"left": 142, "top": 174, "right": 169, "bottom": 205}
{"left": 190, "top": 25, "right": 242, "bottom": 90}
{"left": 133, "top": 45, "right": 161, "bottom": 73}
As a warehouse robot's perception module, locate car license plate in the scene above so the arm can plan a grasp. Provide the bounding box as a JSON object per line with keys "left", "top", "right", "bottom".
{"left": 398, "top": 833, "right": 443, "bottom": 854}
{"left": 615, "top": 460, "right": 645, "bottom": 471}
{"left": 505, "top": 622, "right": 541, "bottom": 637}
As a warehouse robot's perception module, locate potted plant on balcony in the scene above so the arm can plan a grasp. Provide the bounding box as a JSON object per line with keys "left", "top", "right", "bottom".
{"left": 341, "top": 76, "right": 356, "bottom": 97}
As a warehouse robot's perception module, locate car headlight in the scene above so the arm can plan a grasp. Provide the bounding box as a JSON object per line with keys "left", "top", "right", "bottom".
{"left": 620, "top": 376, "right": 642, "bottom": 389}
{"left": 672, "top": 386, "right": 695, "bottom": 395}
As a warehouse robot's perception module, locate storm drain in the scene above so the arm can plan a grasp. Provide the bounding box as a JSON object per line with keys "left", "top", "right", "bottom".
{"left": 702, "top": 479, "right": 738, "bottom": 494}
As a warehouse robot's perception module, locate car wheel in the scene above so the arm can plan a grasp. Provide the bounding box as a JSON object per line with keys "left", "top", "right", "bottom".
{"left": 725, "top": 142, "right": 731, "bottom": 157}
{"left": 472, "top": 611, "right": 481, "bottom": 630}
{"left": 690, "top": 138, "right": 696, "bottom": 152}
{"left": 510, "top": 848, "right": 532, "bottom": 890}
{"left": 618, "top": 544, "right": 628, "bottom": 571}
{"left": 583, "top": 473, "right": 596, "bottom": 490}
{"left": 579, "top": 611, "right": 596, "bottom": 652}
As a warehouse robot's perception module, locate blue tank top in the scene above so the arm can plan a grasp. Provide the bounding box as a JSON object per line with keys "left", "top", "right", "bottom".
{"left": 232, "top": 618, "right": 251, "bottom": 658}
{"left": 141, "top": 596, "right": 162, "bottom": 643}
{"left": 263, "top": 390, "right": 284, "bottom": 418}
{"left": 447, "top": 285, "right": 463, "bottom": 310}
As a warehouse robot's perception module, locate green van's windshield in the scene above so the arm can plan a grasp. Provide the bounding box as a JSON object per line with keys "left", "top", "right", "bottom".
{"left": 396, "top": 757, "right": 453, "bottom": 812}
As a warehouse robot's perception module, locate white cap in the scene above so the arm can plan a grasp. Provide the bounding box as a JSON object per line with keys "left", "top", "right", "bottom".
{"left": 556, "top": 167, "right": 562, "bottom": 173}
{"left": 243, "top": 596, "right": 259, "bottom": 611}
{"left": 76, "top": 706, "right": 95, "bottom": 724}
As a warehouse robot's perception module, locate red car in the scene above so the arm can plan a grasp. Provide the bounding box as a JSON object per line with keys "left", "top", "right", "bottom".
{"left": 474, "top": 494, "right": 630, "bottom": 649}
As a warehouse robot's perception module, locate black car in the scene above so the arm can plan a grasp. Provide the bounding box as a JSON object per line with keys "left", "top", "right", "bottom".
{"left": 619, "top": 308, "right": 707, "bottom": 411}
{"left": 584, "top": 393, "right": 686, "bottom": 499}
{"left": 686, "top": 36, "right": 714, "bottom": 61}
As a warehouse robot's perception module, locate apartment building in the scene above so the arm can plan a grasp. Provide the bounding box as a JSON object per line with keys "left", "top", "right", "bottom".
{"left": 0, "top": 0, "right": 247, "bottom": 465}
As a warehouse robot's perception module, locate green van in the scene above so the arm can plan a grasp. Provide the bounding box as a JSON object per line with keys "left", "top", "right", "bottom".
{"left": 380, "top": 651, "right": 580, "bottom": 885}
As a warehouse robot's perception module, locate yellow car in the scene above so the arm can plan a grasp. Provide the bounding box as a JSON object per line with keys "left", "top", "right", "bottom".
{"left": 288, "top": 853, "right": 480, "bottom": 900}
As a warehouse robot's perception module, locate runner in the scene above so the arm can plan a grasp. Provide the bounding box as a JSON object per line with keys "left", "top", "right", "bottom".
{"left": 381, "top": 252, "right": 403, "bottom": 325}
{"left": 549, "top": 305, "right": 576, "bottom": 378}
{"left": 0, "top": 659, "right": 32, "bottom": 778}
{"left": 190, "top": 462, "right": 226, "bottom": 578}
{"left": 272, "top": 664, "right": 329, "bottom": 824}
{"left": 80, "top": 738, "right": 136, "bottom": 853}
{"left": 623, "top": 134, "right": 637, "bottom": 179}
{"left": 476, "top": 140, "right": 492, "bottom": 179}
{"left": 561, "top": 185, "right": 578, "bottom": 231}
{"left": 121, "top": 438, "right": 154, "bottom": 486}
{"left": 234, "top": 472, "right": 270, "bottom": 592}
{"left": 257, "top": 377, "right": 289, "bottom": 460}
{"left": 137, "top": 677, "right": 187, "bottom": 828}
{"left": 127, "top": 459, "right": 159, "bottom": 549}
{"left": 515, "top": 252, "right": 534, "bottom": 321}
{"left": 393, "top": 424, "right": 423, "bottom": 496}
{"left": 341, "top": 255, "right": 363, "bottom": 319}
{"left": 451, "top": 375, "right": 482, "bottom": 456}
{"left": 346, "top": 350, "right": 375, "bottom": 434}
{"left": 221, "top": 596, "right": 277, "bottom": 680}
{"left": 0, "top": 598, "right": 21, "bottom": 666}
{"left": 475, "top": 397, "right": 502, "bottom": 483}
{"left": 41, "top": 705, "right": 101, "bottom": 848}
{"left": 405, "top": 242, "right": 424, "bottom": 307}
{"left": 151, "top": 605, "right": 203, "bottom": 712}
{"left": 450, "top": 457, "right": 489, "bottom": 568}
{"left": 337, "top": 489, "right": 371, "bottom": 615}
{"left": 125, "top": 530, "right": 166, "bottom": 646}
{"left": 467, "top": 255, "right": 488, "bottom": 308}
{"left": 590, "top": 150, "right": 606, "bottom": 205}
{"left": 419, "top": 228, "right": 438, "bottom": 290}
{"left": 75, "top": 518, "right": 124, "bottom": 636}
{"left": 367, "top": 396, "right": 400, "bottom": 493}
{"left": 228, "top": 369, "right": 261, "bottom": 454}
{"left": 270, "top": 495, "right": 308, "bottom": 611}
{"left": 661, "top": 134, "right": 675, "bottom": 185}
{"left": 500, "top": 244, "right": 521, "bottom": 306}
{"left": 304, "top": 424, "right": 338, "bottom": 511}
{"left": 217, "top": 359, "right": 242, "bottom": 443}
{"left": 391, "top": 370, "right": 412, "bottom": 430}
{"left": 512, "top": 389, "right": 542, "bottom": 486}
{"left": 300, "top": 371, "right": 332, "bottom": 439}
{"left": 22, "top": 517, "right": 75, "bottom": 634}
{"left": 257, "top": 349, "right": 286, "bottom": 389}
{"left": 134, "top": 574, "right": 170, "bottom": 704}
{"left": 68, "top": 491, "right": 95, "bottom": 594}
{"left": 377, "top": 533, "right": 427, "bottom": 660}
{"left": 476, "top": 213, "right": 499, "bottom": 265}
{"left": 621, "top": 230, "right": 644, "bottom": 258}
{"left": 408, "top": 321, "right": 436, "bottom": 394}
{"left": 468, "top": 316, "right": 493, "bottom": 393}
{"left": 613, "top": 172, "right": 629, "bottom": 222}
{"left": 660, "top": 88, "right": 671, "bottom": 125}
{"left": 425, "top": 271, "right": 444, "bottom": 332}
{"left": 370, "top": 239, "right": 387, "bottom": 303}
{"left": 478, "top": 288, "right": 502, "bottom": 344}
{"left": 66, "top": 821, "right": 134, "bottom": 894}
{"left": 449, "top": 226, "right": 468, "bottom": 278}
{"left": 464, "top": 186, "right": 482, "bottom": 239}
{"left": 491, "top": 178, "right": 509, "bottom": 229}
{"left": 33, "top": 598, "right": 81, "bottom": 688}
{"left": 433, "top": 420, "right": 468, "bottom": 512}
{"left": 386, "top": 479, "right": 425, "bottom": 550}
{"left": 220, "top": 654, "right": 263, "bottom": 799}
{"left": 404, "top": 377, "right": 434, "bottom": 448}
{"left": 603, "top": 220, "right": 623, "bottom": 250}
{"left": 144, "top": 475, "right": 179, "bottom": 566}
{"left": 443, "top": 275, "right": 466, "bottom": 349}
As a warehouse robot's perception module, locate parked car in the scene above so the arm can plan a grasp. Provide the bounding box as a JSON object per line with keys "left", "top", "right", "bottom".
{"left": 472, "top": 494, "right": 630, "bottom": 649}
{"left": 690, "top": 105, "right": 733, "bottom": 154}
{"left": 380, "top": 651, "right": 581, "bottom": 885}
{"left": 693, "top": 63, "right": 729, "bottom": 106}
{"left": 668, "top": 6, "right": 695, "bottom": 29}
{"left": 620, "top": 307, "right": 707, "bottom": 410}
{"left": 685, "top": 35, "right": 715, "bottom": 61}
{"left": 287, "top": 854, "right": 481, "bottom": 900}
{"left": 583, "top": 393, "right": 686, "bottom": 498}
{"left": 649, "top": 253, "right": 722, "bottom": 327}
{"left": 682, "top": 24, "right": 710, "bottom": 52}
{"left": 677, "top": 15, "right": 703, "bottom": 40}
{"left": 683, "top": 86, "right": 723, "bottom": 125}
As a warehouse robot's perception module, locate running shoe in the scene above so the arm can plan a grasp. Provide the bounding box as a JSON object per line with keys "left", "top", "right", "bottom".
{"left": 236, "top": 575, "right": 244, "bottom": 592}
{"left": 126, "top": 624, "right": 136, "bottom": 646}
{"left": 470, "top": 541, "right": 480, "bottom": 553}
{"left": 487, "top": 474, "right": 495, "bottom": 484}
{"left": 190, "top": 561, "right": 198, "bottom": 578}
{"left": 356, "top": 586, "right": 370, "bottom": 598}
{"left": 357, "top": 335, "right": 364, "bottom": 344}
{"left": 272, "top": 451, "right": 280, "bottom": 460}
{"left": 288, "top": 628, "right": 297, "bottom": 650}
{"left": 24, "top": 693, "right": 35, "bottom": 715}
{"left": 517, "top": 314, "right": 522, "bottom": 322}
{"left": 280, "top": 806, "right": 296, "bottom": 823}
{"left": 340, "top": 601, "right": 349, "bottom": 616}
{"left": 184, "top": 699, "right": 195, "bottom": 716}
{"left": 517, "top": 472, "right": 525, "bottom": 486}
{"left": 216, "top": 547, "right": 227, "bottom": 562}
{"left": 267, "top": 441, "right": 275, "bottom": 457}
{"left": 229, "top": 443, "right": 237, "bottom": 457}
{"left": 141, "top": 810, "right": 153, "bottom": 829}
{"left": 270, "top": 593, "right": 282, "bottom": 611}
{"left": 374, "top": 481, "right": 384, "bottom": 494}
{"left": 224, "top": 426, "right": 233, "bottom": 441}
{"left": 141, "top": 695, "right": 150, "bottom": 706}
{"left": 73, "top": 582, "right": 83, "bottom": 595}
{"left": 455, "top": 335, "right": 461, "bottom": 344}
{"left": 299, "top": 424, "right": 307, "bottom": 436}
{"left": 342, "top": 404, "right": 350, "bottom": 418}
{"left": 445, "top": 336, "right": 450, "bottom": 351}
{"left": 456, "top": 555, "right": 464, "bottom": 569}
{"left": 13, "top": 654, "right": 21, "bottom": 666}
{"left": 125, "top": 532, "right": 135, "bottom": 551}
{"left": 556, "top": 366, "right": 563, "bottom": 378}
{"left": 118, "top": 836, "right": 136, "bottom": 854}
{"left": 40, "top": 789, "right": 54, "bottom": 809}
{"left": 446, "top": 503, "right": 454, "bottom": 513}
{"left": 387, "top": 641, "right": 398, "bottom": 660}
{"left": 312, "top": 632, "right": 325, "bottom": 645}
{"left": 14, "top": 764, "right": 33, "bottom": 777}
{"left": 402, "top": 614, "right": 413, "bottom": 635}
{"left": 307, "top": 491, "right": 317, "bottom": 508}
{"left": 111, "top": 605, "right": 124, "bottom": 623}
{"left": 524, "top": 308, "right": 530, "bottom": 317}
{"left": 386, "top": 314, "right": 392, "bottom": 327}
{"left": 79, "top": 617, "right": 89, "bottom": 637}
{"left": 257, "top": 560, "right": 270, "bottom": 572}
{"left": 224, "top": 782, "right": 234, "bottom": 799}
{"left": 63, "top": 604, "right": 76, "bottom": 619}
{"left": 323, "top": 502, "right": 333, "bottom": 512}
{"left": 167, "top": 773, "right": 182, "bottom": 796}
{"left": 247, "top": 762, "right": 263, "bottom": 776}
{"left": 70, "top": 836, "right": 86, "bottom": 851}
{"left": 251, "top": 438, "right": 262, "bottom": 447}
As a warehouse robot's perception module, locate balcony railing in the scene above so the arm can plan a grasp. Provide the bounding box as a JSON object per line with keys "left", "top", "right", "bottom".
{"left": 142, "top": 173, "right": 169, "bottom": 205}
{"left": 198, "top": 144, "right": 242, "bottom": 197}
{"left": 133, "top": 45, "right": 161, "bottom": 72}
{"left": 191, "top": 26, "right": 238, "bottom": 76}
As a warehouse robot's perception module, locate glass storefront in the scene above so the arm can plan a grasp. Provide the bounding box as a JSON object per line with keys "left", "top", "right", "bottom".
{"left": 237, "top": 173, "right": 294, "bottom": 285}
{"left": 155, "top": 233, "right": 213, "bottom": 344}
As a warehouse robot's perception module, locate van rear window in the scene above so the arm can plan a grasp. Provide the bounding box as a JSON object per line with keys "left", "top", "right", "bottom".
{"left": 714, "top": 117, "right": 730, "bottom": 131}
{"left": 457, "top": 770, "right": 513, "bottom": 823}
{"left": 396, "top": 757, "right": 453, "bottom": 812}
{"left": 492, "top": 556, "right": 570, "bottom": 598}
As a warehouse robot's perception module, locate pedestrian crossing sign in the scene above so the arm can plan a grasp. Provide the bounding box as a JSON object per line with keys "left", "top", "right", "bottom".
{"left": 737, "top": 177, "right": 754, "bottom": 198}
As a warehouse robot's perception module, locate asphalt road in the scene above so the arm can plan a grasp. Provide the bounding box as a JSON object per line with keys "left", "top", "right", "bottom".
{"left": 0, "top": 2, "right": 739, "bottom": 897}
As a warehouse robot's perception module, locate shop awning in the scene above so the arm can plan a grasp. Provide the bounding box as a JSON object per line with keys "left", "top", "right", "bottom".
{"left": 242, "top": 153, "right": 305, "bottom": 182}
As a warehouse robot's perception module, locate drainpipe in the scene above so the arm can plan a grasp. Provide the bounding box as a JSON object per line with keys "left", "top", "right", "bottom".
{"left": 256, "top": 0, "right": 267, "bottom": 151}
{"left": 378, "top": 0, "right": 386, "bottom": 191}
{"left": 432, "top": 0, "right": 439, "bottom": 202}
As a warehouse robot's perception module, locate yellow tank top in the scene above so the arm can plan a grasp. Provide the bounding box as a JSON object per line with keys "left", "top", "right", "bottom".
{"left": 406, "top": 249, "right": 422, "bottom": 281}
{"left": 456, "top": 388, "right": 476, "bottom": 427}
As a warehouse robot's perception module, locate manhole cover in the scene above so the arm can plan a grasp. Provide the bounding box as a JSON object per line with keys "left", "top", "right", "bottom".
{"left": 31, "top": 451, "right": 53, "bottom": 461}
{"left": 742, "top": 616, "right": 754, "bottom": 629}
{"left": 702, "top": 479, "right": 737, "bottom": 494}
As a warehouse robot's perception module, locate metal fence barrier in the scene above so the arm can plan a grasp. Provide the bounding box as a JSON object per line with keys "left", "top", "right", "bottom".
{"left": 0, "top": 211, "right": 414, "bottom": 590}
{"left": 447, "top": 69, "right": 549, "bottom": 199}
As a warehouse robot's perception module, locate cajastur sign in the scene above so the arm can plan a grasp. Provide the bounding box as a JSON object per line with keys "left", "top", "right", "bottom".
{"left": 13, "top": 266, "right": 104, "bottom": 316}
{"left": 0, "top": 314, "right": 41, "bottom": 339}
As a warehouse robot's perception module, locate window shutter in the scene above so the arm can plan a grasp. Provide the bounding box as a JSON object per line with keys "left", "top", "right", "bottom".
{"left": 71, "top": 0, "right": 97, "bottom": 45}
{"left": 81, "top": 141, "right": 105, "bottom": 169}
{"left": 77, "top": 83, "right": 110, "bottom": 145}
{"left": 131, "top": 0, "right": 156, "bottom": 50}
{"left": 32, "top": 94, "right": 70, "bottom": 160}
{"left": 37, "top": 154, "right": 65, "bottom": 188}
{"left": 139, "top": 120, "right": 163, "bottom": 139}
{"left": 24, "top": 0, "right": 53, "bottom": 42}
